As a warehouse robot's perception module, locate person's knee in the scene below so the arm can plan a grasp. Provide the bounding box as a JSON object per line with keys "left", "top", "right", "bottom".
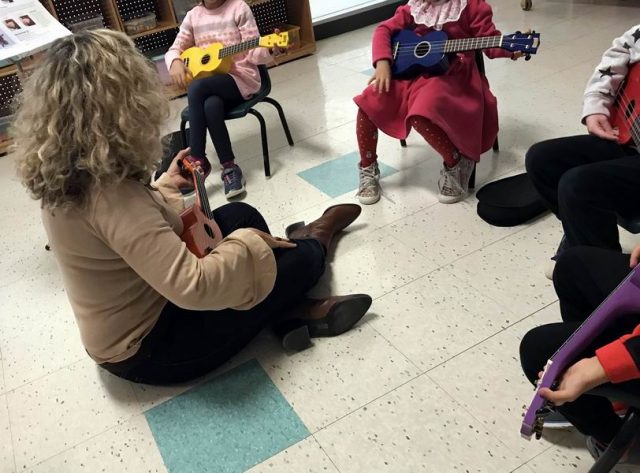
{"left": 525, "top": 140, "right": 555, "bottom": 178}
{"left": 519, "top": 328, "right": 546, "bottom": 383}
{"left": 553, "top": 246, "right": 591, "bottom": 292}
{"left": 558, "top": 166, "right": 597, "bottom": 206}
{"left": 187, "top": 80, "right": 207, "bottom": 101}
{"left": 203, "top": 96, "right": 225, "bottom": 119}
{"left": 225, "top": 202, "right": 258, "bottom": 218}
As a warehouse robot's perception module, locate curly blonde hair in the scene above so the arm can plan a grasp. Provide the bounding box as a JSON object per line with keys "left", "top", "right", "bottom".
{"left": 13, "top": 29, "right": 170, "bottom": 209}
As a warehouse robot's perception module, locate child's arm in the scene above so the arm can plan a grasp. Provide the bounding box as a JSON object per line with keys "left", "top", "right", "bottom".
{"left": 164, "top": 11, "right": 196, "bottom": 70}
{"left": 371, "top": 6, "right": 414, "bottom": 68}
{"left": 236, "top": 3, "right": 272, "bottom": 65}
{"left": 466, "top": 0, "right": 512, "bottom": 59}
{"left": 582, "top": 25, "right": 640, "bottom": 123}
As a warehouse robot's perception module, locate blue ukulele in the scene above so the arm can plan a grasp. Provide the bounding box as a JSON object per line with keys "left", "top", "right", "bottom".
{"left": 391, "top": 30, "right": 540, "bottom": 78}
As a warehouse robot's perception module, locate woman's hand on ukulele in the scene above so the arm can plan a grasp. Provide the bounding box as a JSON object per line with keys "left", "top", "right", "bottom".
{"left": 586, "top": 114, "right": 620, "bottom": 141}
{"left": 249, "top": 229, "right": 297, "bottom": 249}
{"left": 537, "top": 357, "right": 608, "bottom": 406}
{"left": 167, "top": 148, "right": 198, "bottom": 189}
{"left": 169, "top": 60, "right": 191, "bottom": 89}
{"left": 369, "top": 60, "right": 392, "bottom": 94}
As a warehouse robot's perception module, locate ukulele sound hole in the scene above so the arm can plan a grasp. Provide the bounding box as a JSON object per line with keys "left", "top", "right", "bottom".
{"left": 204, "top": 223, "right": 215, "bottom": 239}
{"left": 414, "top": 41, "right": 431, "bottom": 58}
{"left": 201, "top": 54, "right": 211, "bottom": 65}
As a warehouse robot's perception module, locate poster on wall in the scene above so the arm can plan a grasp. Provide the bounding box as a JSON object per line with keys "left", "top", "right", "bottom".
{"left": 0, "top": 0, "right": 70, "bottom": 66}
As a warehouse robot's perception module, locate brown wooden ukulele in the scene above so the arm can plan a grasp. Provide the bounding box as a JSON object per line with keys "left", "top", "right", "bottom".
{"left": 179, "top": 157, "right": 223, "bottom": 258}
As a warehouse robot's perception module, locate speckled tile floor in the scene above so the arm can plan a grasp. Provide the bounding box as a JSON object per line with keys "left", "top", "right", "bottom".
{"left": 2, "top": 1, "right": 640, "bottom": 472}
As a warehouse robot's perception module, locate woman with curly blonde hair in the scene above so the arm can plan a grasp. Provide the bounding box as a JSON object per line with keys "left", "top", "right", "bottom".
{"left": 14, "top": 29, "right": 370, "bottom": 385}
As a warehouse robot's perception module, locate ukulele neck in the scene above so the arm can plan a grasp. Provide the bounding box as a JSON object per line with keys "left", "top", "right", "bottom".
{"left": 193, "top": 170, "right": 213, "bottom": 219}
{"left": 444, "top": 35, "right": 503, "bottom": 53}
{"left": 219, "top": 38, "right": 260, "bottom": 59}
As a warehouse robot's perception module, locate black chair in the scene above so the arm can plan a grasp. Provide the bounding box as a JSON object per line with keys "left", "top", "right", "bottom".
{"left": 586, "top": 383, "right": 640, "bottom": 472}
{"left": 399, "top": 51, "right": 499, "bottom": 189}
{"left": 179, "top": 65, "right": 294, "bottom": 177}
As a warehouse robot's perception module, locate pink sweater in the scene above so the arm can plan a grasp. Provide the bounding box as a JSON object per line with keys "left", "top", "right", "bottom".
{"left": 165, "top": 0, "right": 272, "bottom": 98}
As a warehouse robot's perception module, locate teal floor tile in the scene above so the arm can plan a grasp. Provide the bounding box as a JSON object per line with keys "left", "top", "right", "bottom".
{"left": 145, "top": 360, "right": 309, "bottom": 473}
{"left": 298, "top": 151, "right": 398, "bottom": 198}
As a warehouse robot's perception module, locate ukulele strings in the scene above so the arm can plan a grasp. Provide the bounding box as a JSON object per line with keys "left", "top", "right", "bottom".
{"left": 392, "top": 36, "right": 530, "bottom": 51}
{"left": 393, "top": 42, "right": 530, "bottom": 56}
{"left": 194, "top": 169, "right": 213, "bottom": 219}
{"left": 616, "top": 88, "right": 640, "bottom": 146}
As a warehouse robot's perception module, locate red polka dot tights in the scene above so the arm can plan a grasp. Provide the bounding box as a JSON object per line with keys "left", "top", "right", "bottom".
{"left": 356, "top": 109, "right": 459, "bottom": 168}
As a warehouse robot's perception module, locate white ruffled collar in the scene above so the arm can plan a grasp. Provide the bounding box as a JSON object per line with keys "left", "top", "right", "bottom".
{"left": 407, "top": 0, "right": 468, "bottom": 30}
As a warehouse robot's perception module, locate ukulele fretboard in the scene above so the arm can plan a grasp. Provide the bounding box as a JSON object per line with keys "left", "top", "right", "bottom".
{"left": 219, "top": 38, "right": 261, "bottom": 59}
{"left": 444, "top": 35, "right": 503, "bottom": 53}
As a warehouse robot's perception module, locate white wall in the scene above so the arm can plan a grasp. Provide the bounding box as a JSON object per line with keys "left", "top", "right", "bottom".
{"left": 310, "top": 0, "right": 397, "bottom": 24}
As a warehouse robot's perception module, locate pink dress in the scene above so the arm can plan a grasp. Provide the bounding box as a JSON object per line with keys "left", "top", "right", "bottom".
{"left": 354, "top": 0, "right": 511, "bottom": 161}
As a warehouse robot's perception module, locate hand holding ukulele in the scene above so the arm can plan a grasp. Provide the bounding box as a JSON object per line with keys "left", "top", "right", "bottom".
{"left": 169, "top": 59, "right": 192, "bottom": 88}
{"left": 537, "top": 357, "right": 608, "bottom": 406}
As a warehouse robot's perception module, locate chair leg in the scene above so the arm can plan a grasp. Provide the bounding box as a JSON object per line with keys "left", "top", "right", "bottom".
{"left": 493, "top": 136, "right": 499, "bottom": 152}
{"left": 180, "top": 119, "right": 189, "bottom": 148}
{"left": 588, "top": 409, "right": 640, "bottom": 473}
{"left": 400, "top": 139, "right": 408, "bottom": 148}
{"left": 263, "top": 97, "right": 294, "bottom": 146}
{"left": 469, "top": 162, "right": 477, "bottom": 190}
{"left": 248, "top": 109, "right": 270, "bottom": 177}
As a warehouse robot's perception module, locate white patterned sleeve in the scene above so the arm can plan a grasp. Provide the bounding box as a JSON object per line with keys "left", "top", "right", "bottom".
{"left": 582, "top": 25, "right": 640, "bottom": 122}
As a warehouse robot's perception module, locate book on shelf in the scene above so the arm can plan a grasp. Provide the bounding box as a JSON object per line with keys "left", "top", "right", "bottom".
{"left": 0, "top": 0, "right": 70, "bottom": 67}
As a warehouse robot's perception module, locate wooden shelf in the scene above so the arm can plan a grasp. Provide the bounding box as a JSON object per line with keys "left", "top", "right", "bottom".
{"left": 128, "top": 21, "right": 178, "bottom": 39}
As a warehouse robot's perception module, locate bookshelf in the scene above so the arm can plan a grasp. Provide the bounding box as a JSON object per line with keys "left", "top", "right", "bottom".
{"left": 0, "top": 0, "right": 316, "bottom": 155}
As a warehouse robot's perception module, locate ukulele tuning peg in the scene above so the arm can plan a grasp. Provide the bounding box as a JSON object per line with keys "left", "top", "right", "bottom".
{"left": 525, "top": 54, "right": 532, "bottom": 61}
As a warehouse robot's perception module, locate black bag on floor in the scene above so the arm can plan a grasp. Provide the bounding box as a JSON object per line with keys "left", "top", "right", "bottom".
{"left": 476, "top": 173, "right": 549, "bottom": 227}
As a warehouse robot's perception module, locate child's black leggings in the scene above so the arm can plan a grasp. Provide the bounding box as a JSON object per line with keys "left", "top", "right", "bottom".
{"left": 187, "top": 74, "right": 244, "bottom": 164}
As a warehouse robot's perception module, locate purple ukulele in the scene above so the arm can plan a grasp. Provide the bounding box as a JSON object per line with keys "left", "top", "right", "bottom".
{"left": 521, "top": 264, "right": 640, "bottom": 440}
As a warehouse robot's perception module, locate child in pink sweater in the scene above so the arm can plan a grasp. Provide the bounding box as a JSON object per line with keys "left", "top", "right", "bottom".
{"left": 354, "top": 0, "right": 522, "bottom": 205}
{"left": 166, "top": 0, "right": 274, "bottom": 199}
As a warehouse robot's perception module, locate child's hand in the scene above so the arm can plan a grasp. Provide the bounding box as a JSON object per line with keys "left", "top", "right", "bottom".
{"left": 538, "top": 357, "right": 608, "bottom": 406}
{"left": 586, "top": 114, "right": 619, "bottom": 141}
{"left": 369, "top": 60, "right": 392, "bottom": 94}
{"left": 511, "top": 51, "right": 524, "bottom": 61}
{"left": 630, "top": 244, "right": 640, "bottom": 268}
{"left": 270, "top": 28, "right": 288, "bottom": 57}
{"left": 170, "top": 60, "right": 191, "bottom": 89}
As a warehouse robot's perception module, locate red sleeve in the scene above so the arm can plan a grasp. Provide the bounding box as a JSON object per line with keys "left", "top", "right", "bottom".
{"left": 596, "top": 323, "right": 640, "bottom": 383}
{"left": 371, "top": 6, "right": 414, "bottom": 67}
{"left": 465, "top": 0, "right": 512, "bottom": 59}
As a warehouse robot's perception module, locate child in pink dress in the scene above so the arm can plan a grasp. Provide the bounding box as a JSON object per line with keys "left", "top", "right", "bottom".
{"left": 355, "top": 0, "right": 521, "bottom": 205}
{"left": 165, "top": 0, "right": 274, "bottom": 199}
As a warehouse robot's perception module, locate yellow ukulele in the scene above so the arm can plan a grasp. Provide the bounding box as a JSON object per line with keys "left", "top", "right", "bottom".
{"left": 180, "top": 32, "right": 289, "bottom": 80}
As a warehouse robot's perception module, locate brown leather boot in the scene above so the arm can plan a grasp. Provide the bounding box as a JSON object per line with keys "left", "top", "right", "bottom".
{"left": 285, "top": 204, "right": 362, "bottom": 250}
{"left": 274, "top": 294, "right": 372, "bottom": 351}
{"left": 293, "top": 294, "right": 372, "bottom": 338}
